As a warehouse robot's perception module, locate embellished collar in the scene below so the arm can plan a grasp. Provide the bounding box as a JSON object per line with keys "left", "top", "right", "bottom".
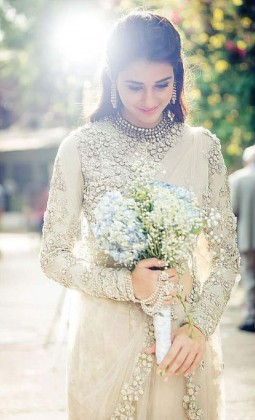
{"left": 109, "top": 111, "right": 182, "bottom": 141}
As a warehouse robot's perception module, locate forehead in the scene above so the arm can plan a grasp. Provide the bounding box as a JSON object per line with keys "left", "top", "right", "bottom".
{"left": 118, "top": 59, "right": 174, "bottom": 82}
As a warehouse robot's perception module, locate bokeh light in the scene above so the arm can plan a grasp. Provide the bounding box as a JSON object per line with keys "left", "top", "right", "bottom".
{"left": 51, "top": 9, "right": 107, "bottom": 69}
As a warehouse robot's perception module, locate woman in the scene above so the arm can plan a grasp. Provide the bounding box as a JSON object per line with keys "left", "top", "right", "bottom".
{"left": 40, "top": 11, "right": 240, "bottom": 419}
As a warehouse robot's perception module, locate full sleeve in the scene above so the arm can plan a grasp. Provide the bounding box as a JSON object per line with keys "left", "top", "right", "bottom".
{"left": 190, "top": 129, "right": 240, "bottom": 337}
{"left": 40, "top": 132, "right": 133, "bottom": 301}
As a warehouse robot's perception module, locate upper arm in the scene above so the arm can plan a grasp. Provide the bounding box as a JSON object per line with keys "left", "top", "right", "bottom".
{"left": 55, "top": 133, "right": 84, "bottom": 211}
{"left": 41, "top": 130, "right": 84, "bottom": 261}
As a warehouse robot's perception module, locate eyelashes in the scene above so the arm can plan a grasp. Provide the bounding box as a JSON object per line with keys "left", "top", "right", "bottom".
{"left": 156, "top": 84, "right": 170, "bottom": 89}
{"left": 127, "top": 84, "right": 170, "bottom": 92}
{"left": 127, "top": 86, "right": 142, "bottom": 91}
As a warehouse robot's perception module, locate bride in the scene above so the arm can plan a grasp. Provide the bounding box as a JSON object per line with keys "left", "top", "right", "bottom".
{"left": 40, "top": 11, "right": 240, "bottom": 419}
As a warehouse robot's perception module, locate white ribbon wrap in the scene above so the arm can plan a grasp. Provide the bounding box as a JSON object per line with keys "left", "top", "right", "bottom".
{"left": 153, "top": 306, "right": 172, "bottom": 364}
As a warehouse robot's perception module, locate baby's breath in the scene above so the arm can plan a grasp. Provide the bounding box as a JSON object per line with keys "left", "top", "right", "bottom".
{"left": 93, "top": 180, "right": 219, "bottom": 270}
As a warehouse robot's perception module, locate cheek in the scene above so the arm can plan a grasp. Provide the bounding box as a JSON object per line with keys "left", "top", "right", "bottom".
{"left": 118, "top": 88, "right": 140, "bottom": 106}
{"left": 161, "top": 86, "right": 173, "bottom": 102}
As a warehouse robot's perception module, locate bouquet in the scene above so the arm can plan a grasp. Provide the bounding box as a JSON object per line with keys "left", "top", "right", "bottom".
{"left": 93, "top": 180, "right": 219, "bottom": 364}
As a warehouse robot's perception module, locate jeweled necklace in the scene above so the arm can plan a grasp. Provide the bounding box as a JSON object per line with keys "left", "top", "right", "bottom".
{"left": 110, "top": 111, "right": 183, "bottom": 142}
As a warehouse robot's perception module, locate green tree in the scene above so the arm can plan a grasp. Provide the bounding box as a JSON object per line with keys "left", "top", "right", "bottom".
{"left": 120, "top": 0, "right": 255, "bottom": 168}
{"left": 0, "top": 0, "right": 105, "bottom": 128}
{"left": 1, "top": 0, "right": 254, "bottom": 170}
{"left": 164, "top": 0, "right": 255, "bottom": 168}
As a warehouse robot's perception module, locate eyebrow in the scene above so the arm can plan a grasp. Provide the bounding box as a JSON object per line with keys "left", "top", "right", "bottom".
{"left": 124, "top": 76, "right": 172, "bottom": 85}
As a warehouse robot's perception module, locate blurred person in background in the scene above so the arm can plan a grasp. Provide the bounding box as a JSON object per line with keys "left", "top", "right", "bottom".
{"left": 0, "top": 183, "right": 6, "bottom": 256}
{"left": 229, "top": 145, "right": 255, "bottom": 333}
{"left": 0, "top": 183, "right": 6, "bottom": 224}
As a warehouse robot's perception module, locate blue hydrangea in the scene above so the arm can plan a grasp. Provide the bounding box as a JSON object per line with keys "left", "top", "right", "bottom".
{"left": 92, "top": 191, "right": 148, "bottom": 265}
{"left": 93, "top": 181, "right": 210, "bottom": 267}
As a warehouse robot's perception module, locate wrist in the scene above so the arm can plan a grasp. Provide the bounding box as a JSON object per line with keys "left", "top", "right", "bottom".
{"left": 182, "top": 323, "right": 206, "bottom": 340}
{"left": 193, "top": 324, "right": 207, "bottom": 340}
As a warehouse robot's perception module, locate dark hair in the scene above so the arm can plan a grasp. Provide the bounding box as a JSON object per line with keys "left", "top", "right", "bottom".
{"left": 90, "top": 11, "right": 188, "bottom": 123}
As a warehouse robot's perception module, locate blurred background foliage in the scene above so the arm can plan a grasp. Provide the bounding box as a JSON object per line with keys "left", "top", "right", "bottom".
{"left": 0, "top": 0, "right": 255, "bottom": 168}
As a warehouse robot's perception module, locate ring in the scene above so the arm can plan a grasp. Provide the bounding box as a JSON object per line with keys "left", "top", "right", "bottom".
{"left": 158, "top": 271, "right": 169, "bottom": 282}
{"left": 164, "top": 294, "right": 173, "bottom": 300}
{"left": 163, "top": 295, "right": 176, "bottom": 305}
{"left": 163, "top": 282, "right": 176, "bottom": 294}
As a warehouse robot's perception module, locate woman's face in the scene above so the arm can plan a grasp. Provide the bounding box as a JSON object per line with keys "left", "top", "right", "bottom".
{"left": 116, "top": 59, "right": 174, "bottom": 128}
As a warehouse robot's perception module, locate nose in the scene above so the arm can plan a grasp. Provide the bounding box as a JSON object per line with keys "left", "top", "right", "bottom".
{"left": 141, "top": 89, "right": 157, "bottom": 109}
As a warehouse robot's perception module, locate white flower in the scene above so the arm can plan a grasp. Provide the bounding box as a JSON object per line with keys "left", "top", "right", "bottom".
{"left": 92, "top": 179, "right": 214, "bottom": 269}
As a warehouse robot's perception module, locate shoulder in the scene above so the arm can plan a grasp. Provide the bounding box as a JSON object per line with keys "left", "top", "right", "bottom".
{"left": 58, "top": 120, "right": 112, "bottom": 155}
{"left": 186, "top": 124, "right": 226, "bottom": 175}
{"left": 229, "top": 168, "right": 244, "bottom": 180}
{"left": 230, "top": 167, "right": 255, "bottom": 183}
{"left": 58, "top": 126, "right": 83, "bottom": 156}
{"left": 184, "top": 124, "right": 223, "bottom": 158}
{"left": 184, "top": 124, "right": 221, "bottom": 151}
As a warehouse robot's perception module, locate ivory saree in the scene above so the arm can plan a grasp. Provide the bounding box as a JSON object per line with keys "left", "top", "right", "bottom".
{"left": 40, "top": 116, "right": 240, "bottom": 419}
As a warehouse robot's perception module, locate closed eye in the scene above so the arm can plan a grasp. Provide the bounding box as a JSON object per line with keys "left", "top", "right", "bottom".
{"left": 155, "top": 83, "right": 170, "bottom": 89}
{"left": 127, "top": 83, "right": 170, "bottom": 92}
{"left": 127, "top": 85, "right": 143, "bottom": 91}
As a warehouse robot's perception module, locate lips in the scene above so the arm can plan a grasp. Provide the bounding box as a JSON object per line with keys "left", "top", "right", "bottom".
{"left": 138, "top": 105, "right": 159, "bottom": 114}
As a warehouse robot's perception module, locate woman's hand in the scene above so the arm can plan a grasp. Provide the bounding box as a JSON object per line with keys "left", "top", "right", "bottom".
{"left": 131, "top": 258, "right": 178, "bottom": 301}
{"left": 146, "top": 324, "right": 206, "bottom": 377}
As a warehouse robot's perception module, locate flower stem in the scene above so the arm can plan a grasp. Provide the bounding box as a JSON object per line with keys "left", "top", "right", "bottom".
{"left": 176, "top": 293, "right": 194, "bottom": 339}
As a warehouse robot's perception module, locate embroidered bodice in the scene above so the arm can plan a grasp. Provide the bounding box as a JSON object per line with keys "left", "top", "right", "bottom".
{"left": 40, "top": 117, "right": 240, "bottom": 338}
{"left": 77, "top": 117, "right": 183, "bottom": 222}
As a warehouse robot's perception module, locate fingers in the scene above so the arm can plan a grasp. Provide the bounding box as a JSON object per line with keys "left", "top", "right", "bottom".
{"left": 162, "top": 348, "right": 190, "bottom": 381}
{"left": 184, "top": 353, "right": 203, "bottom": 376}
{"left": 137, "top": 258, "right": 167, "bottom": 269}
{"left": 157, "top": 268, "right": 178, "bottom": 284}
{"left": 157, "top": 339, "right": 182, "bottom": 374}
{"left": 157, "top": 333, "right": 204, "bottom": 380}
{"left": 145, "top": 344, "right": 156, "bottom": 354}
{"left": 175, "top": 352, "right": 197, "bottom": 375}
{"left": 135, "top": 260, "right": 176, "bottom": 278}
{"left": 164, "top": 289, "right": 177, "bottom": 298}
{"left": 165, "top": 267, "right": 177, "bottom": 277}
{"left": 163, "top": 294, "right": 177, "bottom": 306}
{"left": 163, "top": 299, "right": 176, "bottom": 306}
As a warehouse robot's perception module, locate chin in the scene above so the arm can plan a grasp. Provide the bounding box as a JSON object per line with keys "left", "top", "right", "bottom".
{"left": 123, "top": 105, "right": 165, "bottom": 127}
{"left": 137, "top": 111, "right": 163, "bottom": 124}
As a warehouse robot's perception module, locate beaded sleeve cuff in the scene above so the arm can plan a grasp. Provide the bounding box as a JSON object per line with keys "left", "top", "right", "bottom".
{"left": 125, "top": 271, "right": 140, "bottom": 303}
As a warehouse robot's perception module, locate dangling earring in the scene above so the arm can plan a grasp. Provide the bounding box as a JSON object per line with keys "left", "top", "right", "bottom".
{"left": 171, "top": 82, "right": 177, "bottom": 104}
{"left": 111, "top": 83, "right": 117, "bottom": 109}
{"left": 167, "top": 110, "right": 174, "bottom": 122}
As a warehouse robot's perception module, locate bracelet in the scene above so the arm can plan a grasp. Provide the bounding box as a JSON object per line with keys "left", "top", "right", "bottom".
{"left": 141, "top": 277, "right": 169, "bottom": 316}
{"left": 140, "top": 278, "right": 183, "bottom": 317}
{"left": 141, "top": 280, "right": 161, "bottom": 305}
{"left": 125, "top": 271, "right": 140, "bottom": 303}
{"left": 141, "top": 292, "right": 165, "bottom": 315}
